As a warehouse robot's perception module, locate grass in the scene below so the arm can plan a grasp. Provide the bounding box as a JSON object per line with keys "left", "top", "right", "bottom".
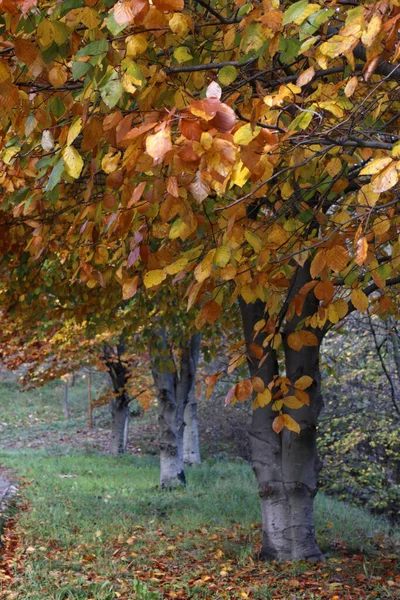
{"left": 0, "top": 375, "right": 399, "bottom": 599}
{"left": 0, "top": 450, "right": 399, "bottom": 599}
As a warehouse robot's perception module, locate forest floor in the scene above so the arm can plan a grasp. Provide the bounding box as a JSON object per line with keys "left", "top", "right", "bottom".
{"left": 0, "top": 376, "right": 399, "bottom": 599}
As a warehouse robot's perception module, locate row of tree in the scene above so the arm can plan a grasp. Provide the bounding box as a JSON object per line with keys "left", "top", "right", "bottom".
{"left": 0, "top": 0, "right": 399, "bottom": 561}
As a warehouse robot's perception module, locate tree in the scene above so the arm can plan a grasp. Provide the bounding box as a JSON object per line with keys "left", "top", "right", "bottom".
{"left": 1, "top": 0, "right": 400, "bottom": 560}
{"left": 150, "top": 329, "right": 201, "bottom": 487}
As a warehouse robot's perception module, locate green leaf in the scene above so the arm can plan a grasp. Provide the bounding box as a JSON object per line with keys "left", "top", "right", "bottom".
{"left": 100, "top": 77, "right": 123, "bottom": 108}
{"left": 299, "top": 8, "right": 335, "bottom": 40}
{"left": 49, "top": 96, "right": 66, "bottom": 119}
{"left": 45, "top": 159, "right": 65, "bottom": 192}
{"left": 72, "top": 61, "right": 91, "bottom": 81}
{"left": 289, "top": 110, "right": 313, "bottom": 131}
{"left": 218, "top": 66, "right": 238, "bottom": 86}
{"left": 75, "top": 39, "right": 108, "bottom": 59}
{"left": 173, "top": 47, "right": 193, "bottom": 63}
{"left": 282, "top": 0, "right": 308, "bottom": 26}
{"left": 107, "top": 12, "right": 127, "bottom": 36}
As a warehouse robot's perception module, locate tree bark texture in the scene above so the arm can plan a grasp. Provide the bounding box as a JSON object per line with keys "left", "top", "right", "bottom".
{"left": 240, "top": 264, "right": 324, "bottom": 562}
{"left": 150, "top": 331, "right": 201, "bottom": 488}
{"left": 183, "top": 385, "right": 201, "bottom": 465}
{"left": 104, "top": 339, "right": 131, "bottom": 456}
{"left": 110, "top": 396, "right": 130, "bottom": 456}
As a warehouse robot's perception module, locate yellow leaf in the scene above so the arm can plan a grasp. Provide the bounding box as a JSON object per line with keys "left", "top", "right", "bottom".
{"left": 101, "top": 151, "right": 121, "bottom": 174}
{"left": 165, "top": 257, "right": 188, "bottom": 275}
{"left": 294, "top": 375, "right": 313, "bottom": 390}
{"left": 361, "top": 15, "right": 381, "bottom": 47}
{"left": 351, "top": 288, "right": 369, "bottom": 312}
{"left": 48, "top": 64, "right": 67, "bottom": 88}
{"left": 345, "top": 75, "right": 358, "bottom": 98}
{"left": 355, "top": 236, "right": 368, "bottom": 266}
{"left": 372, "top": 215, "right": 390, "bottom": 236}
{"left": 372, "top": 163, "right": 399, "bottom": 193}
{"left": 173, "top": 46, "right": 193, "bottom": 62}
{"left": 169, "top": 13, "right": 190, "bottom": 36}
{"left": 244, "top": 230, "right": 263, "bottom": 253}
{"left": 359, "top": 157, "right": 393, "bottom": 175}
{"left": 332, "top": 298, "right": 348, "bottom": 319}
{"left": 326, "top": 157, "right": 342, "bottom": 178}
{"left": 357, "top": 183, "right": 379, "bottom": 207}
{"left": 67, "top": 117, "right": 83, "bottom": 146}
{"left": 256, "top": 389, "right": 272, "bottom": 407}
{"left": 233, "top": 124, "right": 261, "bottom": 145}
{"left": 143, "top": 269, "right": 167, "bottom": 289}
{"left": 282, "top": 396, "right": 304, "bottom": 409}
{"left": 37, "top": 20, "right": 55, "bottom": 48}
{"left": 214, "top": 245, "right": 231, "bottom": 268}
{"left": 296, "top": 66, "right": 315, "bottom": 87}
{"left": 126, "top": 34, "right": 148, "bottom": 58}
{"left": 282, "top": 414, "right": 301, "bottom": 434}
{"left": 62, "top": 146, "right": 83, "bottom": 179}
{"left": 272, "top": 399, "right": 283, "bottom": 411}
{"left": 194, "top": 249, "right": 215, "bottom": 282}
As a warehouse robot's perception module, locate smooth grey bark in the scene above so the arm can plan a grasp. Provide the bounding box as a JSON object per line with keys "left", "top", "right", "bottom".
{"left": 62, "top": 379, "right": 69, "bottom": 419}
{"left": 110, "top": 396, "right": 130, "bottom": 456}
{"left": 150, "top": 331, "right": 201, "bottom": 488}
{"left": 183, "top": 385, "right": 201, "bottom": 465}
{"left": 104, "top": 339, "right": 131, "bottom": 456}
{"left": 240, "top": 263, "right": 324, "bottom": 562}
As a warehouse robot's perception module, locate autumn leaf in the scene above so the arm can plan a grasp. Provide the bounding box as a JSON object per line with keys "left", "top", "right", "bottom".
{"left": 122, "top": 276, "right": 139, "bottom": 299}
{"left": 282, "top": 414, "right": 301, "bottom": 434}
{"left": 351, "top": 289, "right": 369, "bottom": 313}
{"left": 235, "top": 379, "right": 253, "bottom": 402}
{"left": 143, "top": 270, "right": 167, "bottom": 289}
{"left": 294, "top": 375, "right": 313, "bottom": 390}
{"left": 146, "top": 128, "right": 172, "bottom": 164}
{"left": 62, "top": 146, "right": 83, "bottom": 179}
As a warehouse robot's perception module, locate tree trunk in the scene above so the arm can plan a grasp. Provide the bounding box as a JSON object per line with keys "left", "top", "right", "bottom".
{"left": 62, "top": 379, "right": 69, "bottom": 419}
{"left": 105, "top": 340, "right": 131, "bottom": 456}
{"left": 110, "top": 395, "right": 130, "bottom": 456}
{"left": 150, "top": 331, "right": 201, "bottom": 488}
{"left": 183, "top": 386, "right": 201, "bottom": 465}
{"left": 240, "top": 265, "right": 324, "bottom": 562}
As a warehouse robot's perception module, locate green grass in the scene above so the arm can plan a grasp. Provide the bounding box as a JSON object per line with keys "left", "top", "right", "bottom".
{"left": 0, "top": 376, "right": 399, "bottom": 599}
{"left": 0, "top": 449, "right": 399, "bottom": 599}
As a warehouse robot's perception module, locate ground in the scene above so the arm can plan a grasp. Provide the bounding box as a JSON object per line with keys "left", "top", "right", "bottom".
{"left": 0, "top": 374, "right": 399, "bottom": 599}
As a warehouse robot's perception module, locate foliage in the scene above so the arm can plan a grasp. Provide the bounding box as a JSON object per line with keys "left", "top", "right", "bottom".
{"left": 319, "top": 318, "right": 400, "bottom": 521}
{"left": 0, "top": 0, "right": 400, "bottom": 432}
{"left": 0, "top": 449, "right": 399, "bottom": 599}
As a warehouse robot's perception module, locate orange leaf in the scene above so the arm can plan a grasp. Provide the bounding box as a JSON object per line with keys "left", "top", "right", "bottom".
{"left": 200, "top": 300, "right": 221, "bottom": 324}
{"left": 122, "top": 276, "right": 139, "bottom": 299}
{"left": 153, "top": 0, "right": 184, "bottom": 11}
{"left": 310, "top": 250, "right": 326, "bottom": 279}
{"left": 314, "top": 280, "right": 335, "bottom": 303}
{"left": 235, "top": 379, "right": 253, "bottom": 402}
{"left": 272, "top": 415, "right": 284, "bottom": 434}
{"left": 251, "top": 376, "right": 265, "bottom": 393}
{"left": 325, "top": 245, "right": 349, "bottom": 272}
